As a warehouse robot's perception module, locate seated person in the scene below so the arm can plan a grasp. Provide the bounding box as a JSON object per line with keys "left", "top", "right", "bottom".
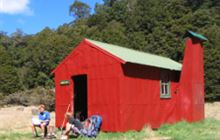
{"left": 31, "top": 104, "right": 50, "bottom": 137}
{"left": 82, "top": 119, "right": 93, "bottom": 131}
{"left": 62, "top": 113, "right": 102, "bottom": 139}
{"left": 63, "top": 112, "right": 84, "bottom": 139}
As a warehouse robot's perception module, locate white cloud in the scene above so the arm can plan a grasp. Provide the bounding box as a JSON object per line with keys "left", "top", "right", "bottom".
{"left": 0, "top": 0, "right": 33, "bottom": 15}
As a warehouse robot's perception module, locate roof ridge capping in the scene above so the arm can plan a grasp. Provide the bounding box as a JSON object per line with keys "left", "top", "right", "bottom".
{"left": 85, "top": 38, "right": 182, "bottom": 71}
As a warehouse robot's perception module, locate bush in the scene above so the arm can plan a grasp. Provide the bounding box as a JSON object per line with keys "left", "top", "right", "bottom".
{"left": 0, "top": 92, "right": 5, "bottom": 102}
{"left": 0, "top": 87, "right": 54, "bottom": 111}
{"left": 0, "top": 65, "right": 22, "bottom": 94}
{"left": 1, "top": 92, "right": 29, "bottom": 106}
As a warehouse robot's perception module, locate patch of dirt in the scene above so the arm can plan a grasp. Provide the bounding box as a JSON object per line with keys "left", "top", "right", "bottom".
{"left": 0, "top": 106, "right": 55, "bottom": 133}
{"left": 205, "top": 102, "right": 220, "bottom": 120}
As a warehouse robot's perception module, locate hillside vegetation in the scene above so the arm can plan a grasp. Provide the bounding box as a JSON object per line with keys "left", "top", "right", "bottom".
{"left": 0, "top": 0, "right": 220, "bottom": 101}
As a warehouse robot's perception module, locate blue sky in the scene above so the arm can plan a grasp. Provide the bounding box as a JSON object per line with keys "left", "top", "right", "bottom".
{"left": 0, "top": 0, "right": 103, "bottom": 35}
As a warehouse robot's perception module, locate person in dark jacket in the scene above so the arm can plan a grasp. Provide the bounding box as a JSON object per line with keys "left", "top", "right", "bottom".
{"left": 62, "top": 112, "right": 84, "bottom": 139}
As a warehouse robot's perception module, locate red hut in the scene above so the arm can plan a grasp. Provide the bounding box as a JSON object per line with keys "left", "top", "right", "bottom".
{"left": 52, "top": 31, "right": 207, "bottom": 132}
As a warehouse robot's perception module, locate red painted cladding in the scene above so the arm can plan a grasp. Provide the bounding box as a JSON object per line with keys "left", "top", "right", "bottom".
{"left": 179, "top": 38, "right": 205, "bottom": 122}
{"left": 53, "top": 36, "right": 205, "bottom": 132}
{"left": 119, "top": 63, "right": 180, "bottom": 131}
{"left": 54, "top": 41, "right": 122, "bottom": 131}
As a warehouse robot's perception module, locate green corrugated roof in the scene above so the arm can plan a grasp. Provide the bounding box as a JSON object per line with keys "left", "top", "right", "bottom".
{"left": 86, "top": 39, "right": 182, "bottom": 71}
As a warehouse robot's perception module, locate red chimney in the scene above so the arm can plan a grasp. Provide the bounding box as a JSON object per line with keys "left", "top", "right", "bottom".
{"left": 179, "top": 31, "right": 207, "bottom": 122}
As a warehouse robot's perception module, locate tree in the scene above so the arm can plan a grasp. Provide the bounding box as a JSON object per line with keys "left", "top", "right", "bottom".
{"left": 0, "top": 0, "right": 220, "bottom": 100}
{"left": 11, "top": 29, "right": 26, "bottom": 48}
{"left": 69, "top": 0, "right": 91, "bottom": 20}
{"left": 0, "top": 45, "right": 12, "bottom": 66}
{"left": 103, "top": 0, "right": 117, "bottom": 6}
{"left": 0, "top": 31, "right": 11, "bottom": 49}
{"left": 0, "top": 66, "right": 22, "bottom": 94}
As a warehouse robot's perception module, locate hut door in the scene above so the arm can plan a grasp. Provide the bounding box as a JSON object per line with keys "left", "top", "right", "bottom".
{"left": 72, "top": 75, "right": 88, "bottom": 121}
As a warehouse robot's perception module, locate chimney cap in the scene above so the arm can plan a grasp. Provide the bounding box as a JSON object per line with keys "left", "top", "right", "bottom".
{"left": 185, "top": 30, "right": 208, "bottom": 41}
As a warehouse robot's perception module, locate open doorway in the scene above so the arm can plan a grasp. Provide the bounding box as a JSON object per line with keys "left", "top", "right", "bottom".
{"left": 72, "top": 75, "right": 87, "bottom": 121}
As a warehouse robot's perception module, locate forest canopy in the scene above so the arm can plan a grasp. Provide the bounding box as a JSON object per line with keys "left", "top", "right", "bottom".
{"left": 0, "top": 0, "right": 220, "bottom": 100}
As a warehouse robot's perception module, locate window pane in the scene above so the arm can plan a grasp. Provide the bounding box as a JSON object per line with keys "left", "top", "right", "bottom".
{"left": 160, "top": 70, "right": 171, "bottom": 98}
{"left": 165, "top": 85, "right": 167, "bottom": 94}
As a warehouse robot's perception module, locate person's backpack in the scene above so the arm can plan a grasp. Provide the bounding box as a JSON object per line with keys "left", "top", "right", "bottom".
{"left": 81, "top": 115, "right": 102, "bottom": 138}
{"left": 91, "top": 115, "right": 102, "bottom": 131}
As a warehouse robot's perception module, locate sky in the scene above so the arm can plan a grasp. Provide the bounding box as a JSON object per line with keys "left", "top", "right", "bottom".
{"left": 0, "top": 0, "right": 103, "bottom": 35}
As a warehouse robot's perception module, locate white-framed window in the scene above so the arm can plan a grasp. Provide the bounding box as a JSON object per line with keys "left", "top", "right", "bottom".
{"left": 160, "top": 70, "right": 171, "bottom": 98}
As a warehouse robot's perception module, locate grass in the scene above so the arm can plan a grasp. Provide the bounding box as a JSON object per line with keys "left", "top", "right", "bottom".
{"left": 81, "top": 128, "right": 150, "bottom": 140}
{"left": 0, "top": 119, "right": 220, "bottom": 140}
{"left": 157, "top": 119, "right": 220, "bottom": 140}
{"left": 0, "top": 129, "right": 150, "bottom": 140}
{"left": 0, "top": 132, "right": 31, "bottom": 140}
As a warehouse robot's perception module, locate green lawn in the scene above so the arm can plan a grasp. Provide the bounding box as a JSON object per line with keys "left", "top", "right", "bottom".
{"left": 157, "top": 119, "right": 220, "bottom": 140}
{"left": 0, "top": 132, "right": 31, "bottom": 140}
{"left": 1, "top": 119, "right": 220, "bottom": 140}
